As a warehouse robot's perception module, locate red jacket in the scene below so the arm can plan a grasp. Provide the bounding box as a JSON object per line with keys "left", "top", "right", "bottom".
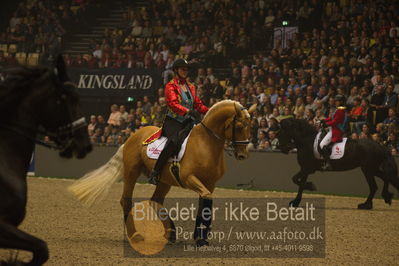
{"left": 325, "top": 107, "right": 346, "bottom": 142}
{"left": 165, "top": 78, "right": 209, "bottom": 116}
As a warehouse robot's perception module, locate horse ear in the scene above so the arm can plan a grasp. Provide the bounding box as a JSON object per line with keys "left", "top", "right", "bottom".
{"left": 248, "top": 104, "right": 257, "bottom": 114}
{"left": 54, "top": 54, "right": 70, "bottom": 83}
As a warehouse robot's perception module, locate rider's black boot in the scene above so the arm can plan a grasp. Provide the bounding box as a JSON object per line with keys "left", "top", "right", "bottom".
{"left": 148, "top": 140, "right": 177, "bottom": 185}
{"left": 321, "top": 145, "right": 332, "bottom": 171}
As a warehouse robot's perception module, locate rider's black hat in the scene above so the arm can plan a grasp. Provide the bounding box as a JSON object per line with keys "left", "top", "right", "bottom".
{"left": 172, "top": 59, "right": 190, "bottom": 71}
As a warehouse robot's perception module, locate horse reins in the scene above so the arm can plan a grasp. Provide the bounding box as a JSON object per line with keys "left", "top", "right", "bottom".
{"left": 200, "top": 121, "right": 224, "bottom": 142}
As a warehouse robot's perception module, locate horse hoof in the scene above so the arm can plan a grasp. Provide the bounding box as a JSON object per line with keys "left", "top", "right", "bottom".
{"left": 383, "top": 192, "right": 393, "bottom": 205}
{"left": 129, "top": 232, "right": 144, "bottom": 242}
{"left": 357, "top": 202, "right": 372, "bottom": 210}
{"left": 289, "top": 200, "right": 300, "bottom": 207}
{"left": 196, "top": 239, "right": 209, "bottom": 247}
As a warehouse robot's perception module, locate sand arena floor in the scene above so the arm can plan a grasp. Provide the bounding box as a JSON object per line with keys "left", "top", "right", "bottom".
{"left": 1, "top": 177, "right": 398, "bottom": 265}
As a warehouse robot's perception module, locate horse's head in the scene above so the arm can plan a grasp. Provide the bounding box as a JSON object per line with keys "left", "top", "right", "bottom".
{"left": 276, "top": 118, "right": 296, "bottom": 154}
{"left": 37, "top": 55, "right": 92, "bottom": 158}
{"left": 225, "top": 102, "right": 251, "bottom": 160}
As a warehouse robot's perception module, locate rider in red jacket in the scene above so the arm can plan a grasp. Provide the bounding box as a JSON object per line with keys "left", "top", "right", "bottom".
{"left": 148, "top": 59, "right": 208, "bottom": 185}
{"left": 165, "top": 75, "right": 209, "bottom": 118}
{"left": 319, "top": 95, "right": 347, "bottom": 170}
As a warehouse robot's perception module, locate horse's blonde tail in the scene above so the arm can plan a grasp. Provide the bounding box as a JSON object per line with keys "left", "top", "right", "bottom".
{"left": 68, "top": 144, "right": 125, "bottom": 206}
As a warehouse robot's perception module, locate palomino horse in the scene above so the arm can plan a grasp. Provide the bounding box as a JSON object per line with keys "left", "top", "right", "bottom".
{"left": 0, "top": 55, "right": 91, "bottom": 265}
{"left": 69, "top": 100, "right": 251, "bottom": 246}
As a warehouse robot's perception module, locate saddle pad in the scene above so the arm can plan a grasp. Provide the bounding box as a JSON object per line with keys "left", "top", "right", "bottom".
{"left": 313, "top": 131, "right": 347, "bottom": 160}
{"left": 146, "top": 131, "right": 192, "bottom": 161}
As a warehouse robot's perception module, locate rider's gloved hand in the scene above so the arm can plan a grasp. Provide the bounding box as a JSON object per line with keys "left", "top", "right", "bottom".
{"left": 187, "top": 109, "right": 201, "bottom": 121}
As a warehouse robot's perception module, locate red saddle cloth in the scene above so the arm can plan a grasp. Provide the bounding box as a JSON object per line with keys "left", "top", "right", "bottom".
{"left": 143, "top": 128, "right": 162, "bottom": 145}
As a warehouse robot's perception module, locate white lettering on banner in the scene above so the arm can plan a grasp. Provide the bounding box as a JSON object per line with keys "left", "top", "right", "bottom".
{"left": 127, "top": 75, "right": 152, "bottom": 89}
{"left": 118, "top": 75, "right": 126, "bottom": 89}
{"left": 93, "top": 75, "right": 104, "bottom": 88}
{"left": 77, "top": 74, "right": 153, "bottom": 90}
{"left": 103, "top": 75, "right": 113, "bottom": 89}
{"left": 77, "top": 74, "right": 89, "bottom": 88}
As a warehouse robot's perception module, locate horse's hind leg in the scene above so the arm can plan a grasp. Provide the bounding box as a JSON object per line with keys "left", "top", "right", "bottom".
{"left": 389, "top": 176, "right": 399, "bottom": 195}
{"left": 358, "top": 167, "right": 378, "bottom": 210}
{"left": 120, "top": 155, "right": 144, "bottom": 242}
{"left": 0, "top": 220, "right": 48, "bottom": 265}
{"left": 374, "top": 171, "right": 393, "bottom": 205}
{"left": 150, "top": 183, "right": 176, "bottom": 243}
{"left": 376, "top": 159, "right": 395, "bottom": 205}
{"left": 120, "top": 165, "right": 142, "bottom": 221}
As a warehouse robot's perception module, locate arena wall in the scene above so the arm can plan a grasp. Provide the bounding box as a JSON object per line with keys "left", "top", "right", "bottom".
{"left": 35, "top": 145, "right": 393, "bottom": 197}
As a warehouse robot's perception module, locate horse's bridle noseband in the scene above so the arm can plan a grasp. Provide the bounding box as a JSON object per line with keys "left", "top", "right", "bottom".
{"left": 41, "top": 116, "right": 87, "bottom": 150}
{"left": 200, "top": 103, "right": 250, "bottom": 151}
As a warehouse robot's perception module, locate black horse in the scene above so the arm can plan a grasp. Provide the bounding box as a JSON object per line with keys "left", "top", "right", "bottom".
{"left": 277, "top": 118, "right": 399, "bottom": 209}
{"left": 0, "top": 55, "right": 91, "bottom": 265}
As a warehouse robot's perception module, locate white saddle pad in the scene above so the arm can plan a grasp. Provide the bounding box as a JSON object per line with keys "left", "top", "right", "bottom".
{"left": 146, "top": 131, "right": 191, "bottom": 161}
{"left": 313, "top": 131, "right": 347, "bottom": 160}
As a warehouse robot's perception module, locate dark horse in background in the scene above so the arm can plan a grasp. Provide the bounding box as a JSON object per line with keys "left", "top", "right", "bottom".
{"left": 0, "top": 55, "right": 91, "bottom": 265}
{"left": 277, "top": 118, "right": 399, "bottom": 210}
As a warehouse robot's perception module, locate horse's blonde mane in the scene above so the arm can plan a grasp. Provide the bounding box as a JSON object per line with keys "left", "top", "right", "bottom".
{"left": 204, "top": 100, "right": 249, "bottom": 119}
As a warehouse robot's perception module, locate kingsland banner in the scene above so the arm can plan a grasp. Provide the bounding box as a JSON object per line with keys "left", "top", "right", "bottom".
{"left": 67, "top": 68, "right": 162, "bottom": 96}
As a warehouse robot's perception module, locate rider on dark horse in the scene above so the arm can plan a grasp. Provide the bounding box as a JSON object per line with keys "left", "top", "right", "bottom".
{"left": 320, "top": 94, "right": 347, "bottom": 170}
{"left": 148, "top": 59, "right": 209, "bottom": 185}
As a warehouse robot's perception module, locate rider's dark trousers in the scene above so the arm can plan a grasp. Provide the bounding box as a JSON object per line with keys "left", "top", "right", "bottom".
{"left": 153, "top": 116, "right": 194, "bottom": 173}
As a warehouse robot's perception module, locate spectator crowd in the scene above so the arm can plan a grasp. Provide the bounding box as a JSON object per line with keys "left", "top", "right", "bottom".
{"left": 62, "top": 0, "right": 312, "bottom": 70}
{"left": 0, "top": 0, "right": 105, "bottom": 66}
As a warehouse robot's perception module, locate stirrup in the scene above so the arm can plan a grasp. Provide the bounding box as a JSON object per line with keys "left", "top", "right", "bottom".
{"left": 148, "top": 170, "right": 160, "bottom": 185}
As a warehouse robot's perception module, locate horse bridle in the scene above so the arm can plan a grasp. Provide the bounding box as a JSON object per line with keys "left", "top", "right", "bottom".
{"left": 230, "top": 114, "right": 250, "bottom": 147}
{"left": 0, "top": 71, "right": 87, "bottom": 150}
{"left": 200, "top": 103, "right": 250, "bottom": 150}
{"left": 39, "top": 74, "right": 87, "bottom": 150}
{"left": 39, "top": 117, "right": 87, "bottom": 150}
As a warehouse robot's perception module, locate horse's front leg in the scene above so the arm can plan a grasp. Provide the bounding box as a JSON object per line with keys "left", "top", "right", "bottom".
{"left": 193, "top": 197, "right": 213, "bottom": 247}
{"left": 290, "top": 171, "right": 310, "bottom": 207}
{"left": 292, "top": 169, "right": 316, "bottom": 191}
{"left": 0, "top": 220, "right": 49, "bottom": 265}
{"left": 183, "top": 174, "right": 213, "bottom": 247}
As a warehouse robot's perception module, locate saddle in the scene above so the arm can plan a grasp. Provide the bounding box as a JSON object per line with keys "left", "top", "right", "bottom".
{"left": 144, "top": 129, "right": 192, "bottom": 162}
{"left": 314, "top": 129, "right": 347, "bottom": 160}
